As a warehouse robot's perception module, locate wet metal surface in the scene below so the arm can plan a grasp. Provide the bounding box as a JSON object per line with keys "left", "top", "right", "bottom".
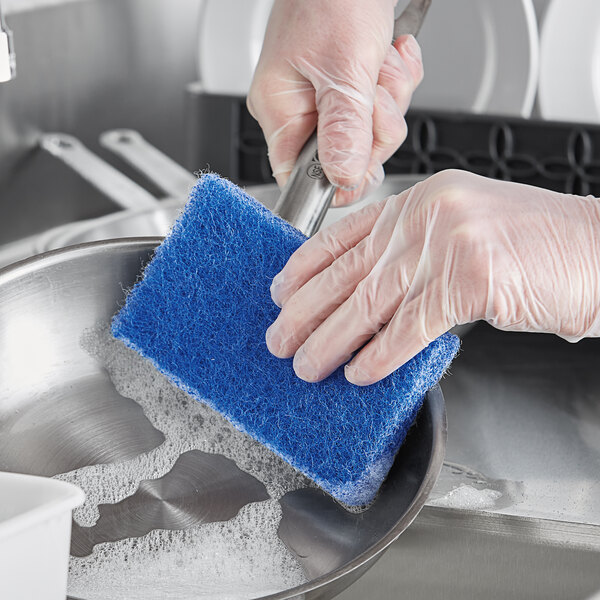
{"left": 71, "top": 450, "right": 269, "bottom": 557}
{"left": 338, "top": 512, "right": 600, "bottom": 600}
{"left": 4, "top": 238, "right": 598, "bottom": 599}
{"left": 278, "top": 401, "right": 441, "bottom": 582}
{"left": 436, "top": 323, "right": 600, "bottom": 525}
{"left": 0, "top": 375, "right": 165, "bottom": 477}
{"left": 0, "top": 240, "right": 446, "bottom": 600}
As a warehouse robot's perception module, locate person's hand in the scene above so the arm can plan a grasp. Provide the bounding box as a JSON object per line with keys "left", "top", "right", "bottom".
{"left": 247, "top": 0, "right": 424, "bottom": 206}
{"left": 265, "top": 169, "right": 600, "bottom": 385}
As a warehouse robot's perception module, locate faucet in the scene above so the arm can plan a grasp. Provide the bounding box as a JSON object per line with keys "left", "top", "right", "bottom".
{"left": 0, "top": 0, "right": 16, "bottom": 82}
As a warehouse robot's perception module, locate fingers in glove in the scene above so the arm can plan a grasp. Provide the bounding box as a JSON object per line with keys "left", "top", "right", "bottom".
{"left": 332, "top": 160, "right": 385, "bottom": 207}
{"left": 332, "top": 85, "right": 406, "bottom": 207}
{"left": 268, "top": 112, "right": 319, "bottom": 188}
{"left": 380, "top": 36, "right": 423, "bottom": 114}
{"left": 266, "top": 215, "right": 398, "bottom": 358}
{"left": 391, "top": 35, "right": 424, "bottom": 95}
{"left": 291, "top": 258, "right": 415, "bottom": 382}
{"left": 345, "top": 280, "right": 452, "bottom": 386}
{"left": 270, "top": 198, "right": 386, "bottom": 307}
{"left": 332, "top": 37, "right": 422, "bottom": 207}
{"left": 292, "top": 55, "right": 377, "bottom": 190}
{"left": 278, "top": 191, "right": 416, "bottom": 381}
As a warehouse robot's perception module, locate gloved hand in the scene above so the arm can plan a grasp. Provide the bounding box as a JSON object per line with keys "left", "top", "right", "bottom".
{"left": 265, "top": 169, "right": 600, "bottom": 385}
{"left": 247, "top": 0, "right": 424, "bottom": 206}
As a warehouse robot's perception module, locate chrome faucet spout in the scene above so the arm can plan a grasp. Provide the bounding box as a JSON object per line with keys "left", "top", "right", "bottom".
{"left": 0, "top": 1, "right": 16, "bottom": 82}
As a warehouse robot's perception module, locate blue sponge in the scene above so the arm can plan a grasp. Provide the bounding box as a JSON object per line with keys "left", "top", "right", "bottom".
{"left": 112, "top": 174, "right": 459, "bottom": 506}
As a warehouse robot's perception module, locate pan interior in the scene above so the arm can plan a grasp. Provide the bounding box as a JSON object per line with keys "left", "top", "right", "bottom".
{"left": 0, "top": 241, "right": 441, "bottom": 600}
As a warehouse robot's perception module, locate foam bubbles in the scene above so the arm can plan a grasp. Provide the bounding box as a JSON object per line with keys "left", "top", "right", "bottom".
{"left": 428, "top": 484, "right": 503, "bottom": 510}
{"left": 57, "top": 324, "right": 310, "bottom": 598}
{"left": 68, "top": 500, "right": 306, "bottom": 600}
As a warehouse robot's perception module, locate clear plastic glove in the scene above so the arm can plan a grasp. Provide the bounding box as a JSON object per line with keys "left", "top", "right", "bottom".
{"left": 247, "top": 0, "right": 424, "bottom": 206}
{"left": 265, "top": 169, "right": 600, "bottom": 385}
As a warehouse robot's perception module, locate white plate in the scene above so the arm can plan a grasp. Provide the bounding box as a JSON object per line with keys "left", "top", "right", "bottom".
{"left": 198, "top": 0, "right": 272, "bottom": 96}
{"left": 538, "top": 0, "right": 600, "bottom": 123}
{"left": 199, "top": 0, "right": 539, "bottom": 116}
{"left": 400, "top": 0, "right": 539, "bottom": 117}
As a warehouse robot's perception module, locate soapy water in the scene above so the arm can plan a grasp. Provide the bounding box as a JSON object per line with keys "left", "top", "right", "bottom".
{"left": 427, "top": 462, "right": 525, "bottom": 512}
{"left": 57, "top": 324, "right": 310, "bottom": 599}
{"left": 67, "top": 501, "right": 306, "bottom": 600}
{"left": 428, "top": 484, "right": 503, "bottom": 510}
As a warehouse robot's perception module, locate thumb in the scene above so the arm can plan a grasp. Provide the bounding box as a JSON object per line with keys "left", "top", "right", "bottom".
{"left": 294, "top": 57, "right": 376, "bottom": 190}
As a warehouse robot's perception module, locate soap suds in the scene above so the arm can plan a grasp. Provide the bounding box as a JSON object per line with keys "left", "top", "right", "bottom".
{"left": 428, "top": 484, "right": 503, "bottom": 510}
{"left": 68, "top": 500, "right": 306, "bottom": 600}
{"left": 57, "top": 324, "right": 310, "bottom": 599}
{"left": 428, "top": 462, "right": 525, "bottom": 512}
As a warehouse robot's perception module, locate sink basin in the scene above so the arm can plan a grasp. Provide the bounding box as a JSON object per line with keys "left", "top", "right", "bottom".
{"left": 338, "top": 508, "right": 600, "bottom": 600}
{"left": 338, "top": 320, "right": 600, "bottom": 600}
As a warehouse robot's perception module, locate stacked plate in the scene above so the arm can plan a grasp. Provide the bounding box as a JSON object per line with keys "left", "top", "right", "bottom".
{"left": 405, "top": 0, "right": 539, "bottom": 118}
{"left": 198, "top": 0, "right": 540, "bottom": 118}
{"left": 538, "top": 0, "right": 600, "bottom": 124}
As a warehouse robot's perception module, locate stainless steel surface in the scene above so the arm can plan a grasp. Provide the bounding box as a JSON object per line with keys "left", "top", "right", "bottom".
{"left": 0, "top": 0, "right": 16, "bottom": 82}
{"left": 35, "top": 128, "right": 197, "bottom": 251}
{"left": 393, "top": 0, "right": 430, "bottom": 39}
{"left": 431, "top": 323, "right": 600, "bottom": 527}
{"left": 4, "top": 246, "right": 590, "bottom": 530}
{"left": 0, "top": 239, "right": 447, "bottom": 600}
{"left": 338, "top": 510, "right": 600, "bottom": 600}
{"left": 41, "top": 133, "right": 158, "bottom": 209}
{"left": 0, "top": 0, "right": 201, "bottom": 243}
{"left": 1, "top": 239, "right": 598, "bottom": 598}
{"left": 274, "top": 0, "right": 431, "bottom": 237}
{"left": 100, "top": 129, "right": 197, "bottom": 199}
{"left": 336, "top": 323, "right": 600, "bottom": 600}
{"left": 70, "top": 450, "right": 270, "bottom": 558}
{"left": 0, "top": 232, "right": 43, "bottom": 269}
{"left": 37, "top": 199, "right": 184, "bottom": 252}
{"left": 274, "top": 133, "right": 334, "bottom": 237}
{"left": 34, "top": 190, "right": 267, "bottom": 256}
{"left": 3, "top": 0, "right": 90, "bottom": 12}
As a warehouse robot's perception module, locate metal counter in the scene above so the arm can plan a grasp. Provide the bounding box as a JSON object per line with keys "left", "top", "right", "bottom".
{"left": 340, "top": 322, "right": 600, "bottom": 599}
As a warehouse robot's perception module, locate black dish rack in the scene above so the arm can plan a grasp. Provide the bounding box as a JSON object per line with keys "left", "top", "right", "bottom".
{"left": 186, "top": 93, "right": 600, "bottom": 197}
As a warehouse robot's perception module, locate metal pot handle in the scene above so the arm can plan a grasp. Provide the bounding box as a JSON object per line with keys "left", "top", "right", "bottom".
{"left": 100, "top": 129, "right": 197, "bottom": 200}
{"left": 274, "top": 0, "right": 431, "bottom": 236}
{"left": 40, "top": 134, "right": 159, "bottom": 210}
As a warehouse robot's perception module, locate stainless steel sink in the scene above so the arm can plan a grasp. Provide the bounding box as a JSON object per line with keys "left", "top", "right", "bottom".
{"left": 338, "top": 509, "right": 600, "bottom": 600}
{"left": 1, "top": 1, "right": 599, "bottom": 598}
{"left": 338, "top": 321, "right": 600, "bottom": 600}
{"left": 1, "top": 206, "right": 599, "bottom": 599}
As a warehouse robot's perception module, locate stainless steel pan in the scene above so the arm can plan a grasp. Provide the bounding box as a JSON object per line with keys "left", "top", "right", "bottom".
{"left": 0, "top": 239, "right": 446, "bottom": 599}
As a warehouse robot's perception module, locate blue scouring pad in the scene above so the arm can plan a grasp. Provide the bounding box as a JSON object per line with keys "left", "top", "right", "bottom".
{"left": 112, "top": 174, "right": 459, "bottom": 506}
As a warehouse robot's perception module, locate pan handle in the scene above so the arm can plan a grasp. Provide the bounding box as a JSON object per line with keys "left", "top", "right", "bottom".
{"left": 393, "top": 0, "right": 431, "bottom": 40}
{"left": 100, "top": 129, "right": 197, "bottom": 200}
{"left": 40, "top": 134, "right": 159, "bottom": 210}
{"left": 275, "top": 0, "right": 432, "bottom": 236}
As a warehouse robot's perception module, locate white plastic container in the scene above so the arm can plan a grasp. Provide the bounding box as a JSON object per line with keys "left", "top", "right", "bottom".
{"left": 0, "top": 472, "right": 84, "bottom": 600}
